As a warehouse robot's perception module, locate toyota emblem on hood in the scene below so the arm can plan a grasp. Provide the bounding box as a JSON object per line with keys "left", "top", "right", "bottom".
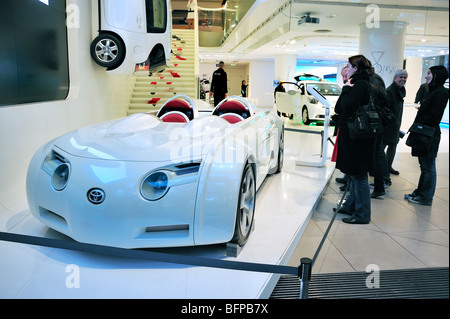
{"left": 87, "top": 188, "right": 105, "bottom": 205}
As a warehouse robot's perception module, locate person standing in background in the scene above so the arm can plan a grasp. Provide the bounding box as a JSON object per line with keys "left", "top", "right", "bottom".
{"left": 415, "top": 82, "right": 429, "bottom": 105}
{"left": 241, "top": 80, "right": 248, "bottom": 97}
{"left": 384, "top": 70, "right": 408, "bottom": 177}
{"left": 186, "top": 0, "right": 196, "bottom": 29}
{"left": 210, "top": 61, "right": 228, "bottom": 106}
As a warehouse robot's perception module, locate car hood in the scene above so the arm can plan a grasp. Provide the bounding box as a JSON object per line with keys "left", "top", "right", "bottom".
{"left": 323, "top": 95, "right": 339, "bottom": 106}
{"left": 54, "top": 114, "right": 230, "bottom": 162}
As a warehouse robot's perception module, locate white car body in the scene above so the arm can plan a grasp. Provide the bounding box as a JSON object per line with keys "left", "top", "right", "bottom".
{"left": 26, "top": 96, "right": 284, "bottom": 248}
{"left": 90, "top": 0, "right": 172, "bottom": 74}
{"left": 276, "top": 81, "right": 341, "bottom": 124}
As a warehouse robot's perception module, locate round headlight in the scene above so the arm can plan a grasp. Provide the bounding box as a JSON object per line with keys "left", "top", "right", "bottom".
{"left": 141, "top": 171, "right": 169, "bottom": 201}
{"left": 52, "top": 163, "right": 70, "bottom": 191}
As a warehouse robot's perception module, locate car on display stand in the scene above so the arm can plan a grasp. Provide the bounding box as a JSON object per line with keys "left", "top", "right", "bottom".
{"left": 90, "top": 0, "right": 172, "bottom": 75}
{"left": 26, "top": 96, "right": 284, "bottom": 248}
{"left": 276, "top": 79, "right": 341, "bottom": 125}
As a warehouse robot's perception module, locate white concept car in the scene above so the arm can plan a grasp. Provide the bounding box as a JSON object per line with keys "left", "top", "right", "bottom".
{"left": 26, "top": 96, "right": 284, "bottom": 248}
{"left": 90, "top": 0, "right": 172, "bottom": 74}
{"left": 276, "top": 81, "right": 341, "bottom": 125}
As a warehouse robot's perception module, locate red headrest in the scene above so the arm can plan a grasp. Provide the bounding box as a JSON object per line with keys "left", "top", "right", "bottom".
{"left": 163, "top": 99, "right": 192, "bottom": 110}
{"left": 160, "top": 111, "right": 189, "bottom": 123}
{"left": 217, "top": 100, "right": 247, "bottom": 113}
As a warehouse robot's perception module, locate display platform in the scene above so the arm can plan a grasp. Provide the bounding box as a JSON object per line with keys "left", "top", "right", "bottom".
{"left": 0, "top": 115, "right": 335, "bottom": 299}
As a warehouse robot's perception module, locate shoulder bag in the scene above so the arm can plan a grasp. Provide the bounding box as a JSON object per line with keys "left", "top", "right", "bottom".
{"left": 405, "top": 122, "right": 436, "bottom": 152}
{"left": 347, "top": 89, "right": 383, "bottom": 139}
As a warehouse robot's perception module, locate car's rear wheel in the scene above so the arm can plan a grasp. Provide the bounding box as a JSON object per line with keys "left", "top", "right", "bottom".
{"left": 302, "top": 106, "right": 310, "bottom": 125}
{"left": 90, "top": 33, "right": 125, "bottom": 69}
{"left": 231, "top": 163, "right": 256, "bottom": 246}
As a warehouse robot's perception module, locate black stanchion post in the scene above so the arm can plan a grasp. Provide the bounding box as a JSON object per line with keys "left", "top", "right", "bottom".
{"left": 298, "top": 257, "right": 312, "bottom": 299}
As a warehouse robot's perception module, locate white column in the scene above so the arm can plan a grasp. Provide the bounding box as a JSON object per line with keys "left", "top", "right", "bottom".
{"left": 248, "top": 60, "right": 275, "bottom": 108}
{"left": 274, "top": 54, "right": 297, "bottom": 82}
{"left": 404, "top": 57, "right": 424, "bottom": 104}
{"left": 359, "top": 21, "right": 408, "bottom": 86}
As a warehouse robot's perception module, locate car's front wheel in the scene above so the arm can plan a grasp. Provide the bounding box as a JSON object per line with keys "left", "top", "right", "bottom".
{"left": 302, "top": 106, "right": 310, "bottom": 125}
{"left": 231, "top": 163, "right": 256, "bottom": 246}
{"left": 90, "top": 33, "right": 125, "bottom": 69}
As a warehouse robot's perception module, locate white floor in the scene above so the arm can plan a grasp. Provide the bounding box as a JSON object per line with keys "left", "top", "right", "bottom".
{"left": 0, "top": 111, "right": 335, "bottom": 299}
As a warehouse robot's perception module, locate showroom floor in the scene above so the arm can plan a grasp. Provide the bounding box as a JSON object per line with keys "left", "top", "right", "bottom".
{"left": 288, "top": 111, "right": 449, "bottom": 273}
{"left": 288, "top": 151, "right": 449, "bottom": 273}
{"left": 0, "top": 105, "right": 448, "bottom": 299}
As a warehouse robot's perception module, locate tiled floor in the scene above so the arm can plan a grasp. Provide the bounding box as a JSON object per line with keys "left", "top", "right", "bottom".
{"left": 288, "top": 141, "right": 449, "bottom": 274}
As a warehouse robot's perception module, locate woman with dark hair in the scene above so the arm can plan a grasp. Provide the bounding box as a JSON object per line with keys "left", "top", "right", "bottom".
{"left": 405, "top": 65, "right": 449, "bottom": 206}
{"left": 334, "top": 55, "right": 384, "bottom": 224}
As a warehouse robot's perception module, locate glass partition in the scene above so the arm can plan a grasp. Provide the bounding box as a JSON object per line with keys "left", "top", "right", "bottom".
{"left": 198, "top": 0, "right": 256, "bottom": 47}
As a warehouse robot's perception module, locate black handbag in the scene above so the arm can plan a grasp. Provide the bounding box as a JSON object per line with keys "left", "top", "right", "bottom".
{"left": 347, "top": 92, "right": 383, "bottom": 139}
{"left": 378, "top": 105, "right": 396, "bottom": 125}
{"left": 405, "top": 122, "right": 436, "bottom": 151}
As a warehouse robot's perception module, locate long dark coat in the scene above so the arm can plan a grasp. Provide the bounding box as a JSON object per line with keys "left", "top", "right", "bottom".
{"left": 410, "top": 84, "right": 448, "bottom": 158}
{"left": 384, "top": 82, "right": 406, "bottom": 145}
{"left": 335, "top": 72, "right": 375, "bottom": 176}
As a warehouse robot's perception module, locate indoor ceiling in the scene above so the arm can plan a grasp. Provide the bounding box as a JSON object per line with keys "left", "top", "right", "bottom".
{"left": 195, "top": 0, "right": 449, "bottom": 65}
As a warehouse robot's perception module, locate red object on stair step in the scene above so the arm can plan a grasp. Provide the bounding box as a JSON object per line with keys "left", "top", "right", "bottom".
{"left": 147, "top": 98, "right": 161, "bottom": 104}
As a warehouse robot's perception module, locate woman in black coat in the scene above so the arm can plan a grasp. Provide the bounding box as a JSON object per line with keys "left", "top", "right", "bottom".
{"left": 334, "top": 55, "right": 380, "bottom": 224}
{"left": 406, "top": 65, "right": 449, "bottom": 206}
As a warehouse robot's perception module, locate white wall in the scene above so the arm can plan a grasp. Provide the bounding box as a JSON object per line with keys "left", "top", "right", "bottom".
{"left": 0, "top": 1, "right": 133, "bottom": 214}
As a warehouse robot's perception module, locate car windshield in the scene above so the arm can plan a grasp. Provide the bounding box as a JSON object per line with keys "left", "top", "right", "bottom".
{"left": 306, "top": 83, "right": 341, "bottom": 96}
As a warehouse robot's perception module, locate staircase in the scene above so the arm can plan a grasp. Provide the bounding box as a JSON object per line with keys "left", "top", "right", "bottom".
{"left": 127, "top": 29, "right": 197, "bottom": 115}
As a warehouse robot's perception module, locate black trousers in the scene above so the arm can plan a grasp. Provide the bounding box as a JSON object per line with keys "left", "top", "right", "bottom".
{"left": 214, "top": 93, "right": 225, "bottom": 106}
{"left": 373, "top": 135, "right": 389, "bottom": 192}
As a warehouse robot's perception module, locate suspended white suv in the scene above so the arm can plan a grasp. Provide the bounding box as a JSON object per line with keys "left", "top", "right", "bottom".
{"left": 90, "top": 0, "right": 172, "bottom": 75}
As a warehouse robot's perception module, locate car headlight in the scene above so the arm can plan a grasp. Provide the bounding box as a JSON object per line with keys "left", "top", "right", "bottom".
{"left": 42, "top": 150, "right": 71, "bottom": 191}
{"left": 309, "top": 97, "right": 318, "bottom": 104}
{"left": 52, "top": 163, "right": 70, "bottom": 191}
{"left": 140, "top": 162, "right": 201, "bottom": 201}
{"left": 140, "top": 171, "right": 170, "bottom": 201}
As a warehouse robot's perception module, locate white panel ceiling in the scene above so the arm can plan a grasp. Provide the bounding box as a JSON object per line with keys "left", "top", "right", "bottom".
{"left": 194, "top": 0, "right": 449, "bottom": 65}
